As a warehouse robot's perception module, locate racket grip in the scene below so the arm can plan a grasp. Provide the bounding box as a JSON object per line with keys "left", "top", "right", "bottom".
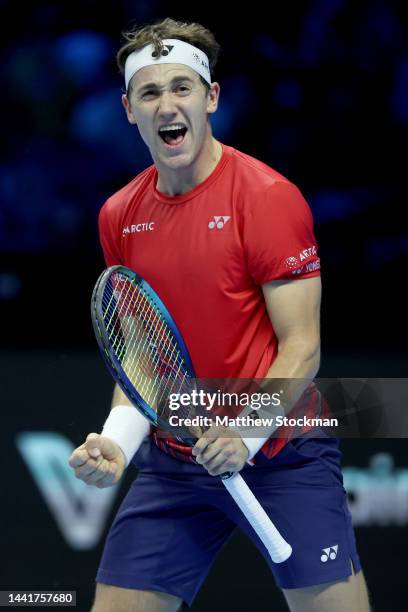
{"left": 221, "top": 472, "right": 292, "bottom": 563}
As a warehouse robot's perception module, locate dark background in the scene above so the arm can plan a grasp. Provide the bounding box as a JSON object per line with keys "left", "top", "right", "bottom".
{"left": 1, "top": 0, "right": 407, "bottom": 610}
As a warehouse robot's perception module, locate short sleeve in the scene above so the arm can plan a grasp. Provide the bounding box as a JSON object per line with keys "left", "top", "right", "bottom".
{"left": 243, "top": 181, "right": 320, "bottom": 285}
{"left": 98, "top": 203, "right": 122, "bottom": 266}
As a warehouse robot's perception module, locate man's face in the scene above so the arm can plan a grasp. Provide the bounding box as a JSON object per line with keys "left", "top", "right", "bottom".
{"left": 122, "top": 64, "right": 220, "bottom": 170}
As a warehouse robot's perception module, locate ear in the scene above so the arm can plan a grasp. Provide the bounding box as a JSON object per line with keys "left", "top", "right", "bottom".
{"left": 206, "top": 82, "right": 220, "bottom": 115}
{"left": 121, "top": 94, "right": 137, "bottom": 125}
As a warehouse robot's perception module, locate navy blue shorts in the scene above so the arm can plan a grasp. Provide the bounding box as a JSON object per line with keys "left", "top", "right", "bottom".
{"left": 96, "top": 435, "right": 361, "bottom": 606}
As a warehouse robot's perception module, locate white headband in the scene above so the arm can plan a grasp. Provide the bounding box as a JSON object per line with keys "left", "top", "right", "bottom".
{"left": 124, "top": 39, "right": 211, "bottom": 90}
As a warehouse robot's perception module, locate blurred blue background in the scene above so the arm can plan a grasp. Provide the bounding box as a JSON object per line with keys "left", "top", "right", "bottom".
{"left": 1, "top": 2, "right": 408, "bottom": 611}
{"left": 1, "top": 0, "right": 407, "bottom": 358}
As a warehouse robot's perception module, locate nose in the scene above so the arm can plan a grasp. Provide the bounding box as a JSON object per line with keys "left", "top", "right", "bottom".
{"left": 157, "top": 90, "right": 177, "bottom": 116}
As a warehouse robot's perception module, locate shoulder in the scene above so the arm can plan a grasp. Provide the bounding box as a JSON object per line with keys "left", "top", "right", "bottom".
{"left": 224, "top": 145, "right": 308, "bottom": 215}
{"left": 225, "top": 145, "right": 301, "bottom": 199}
{"left": 227, "top": 145, "right": 289, "bottom": 184}
{"left": 100, "top": 164, "right": 156, "bottom": 224}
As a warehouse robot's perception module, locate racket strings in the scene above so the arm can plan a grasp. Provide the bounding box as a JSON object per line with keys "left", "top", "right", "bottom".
{"left": 115, "top": 279, "right": 185, "bottom": 403}
{"left": 101, "top": 275, "right": 191, "bottom": 415}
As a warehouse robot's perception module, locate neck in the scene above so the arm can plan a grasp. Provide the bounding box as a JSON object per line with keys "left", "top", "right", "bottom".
{"left": 155, "top": 134, "right": 222, "bottom": 196}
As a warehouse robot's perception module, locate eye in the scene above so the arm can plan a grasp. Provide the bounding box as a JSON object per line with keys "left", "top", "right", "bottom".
{"left": 175, "top": 84, "right": 191, "bottom": 95}
{"left": 141, "top": 90, "right": 157, "bottom": 99}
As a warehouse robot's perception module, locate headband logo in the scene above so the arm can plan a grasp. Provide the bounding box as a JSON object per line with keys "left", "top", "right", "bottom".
{"left": 192, "top": 52, "right": 209, "bottom": 71}
{"left": 151, "top": 45, "right": 174, "bottom": 59}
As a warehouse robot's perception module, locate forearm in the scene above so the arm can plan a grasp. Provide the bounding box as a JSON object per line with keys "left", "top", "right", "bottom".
{"left": 266, "top": 337, "right": 320, "bottom": 379}
{"left": 240, "top": 339, "right": 320, "bottom": 460}
{"left": 111, "top": 383, "right": 133, "bottom": 408}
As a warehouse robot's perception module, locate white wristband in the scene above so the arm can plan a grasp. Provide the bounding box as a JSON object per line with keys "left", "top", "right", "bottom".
{"left": 101, "top": 405, "right": 150, "bottom": 467}
{"left": 241, "top": 436, "right": 272, "bottom": 465}
{"left": 236, "top": 402, "right": 284, "bottom": 465}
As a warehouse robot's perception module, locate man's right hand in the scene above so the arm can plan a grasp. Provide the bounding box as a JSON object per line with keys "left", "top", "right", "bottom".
{"left": 68, "top": 433, "right": 126, "bottom": 488}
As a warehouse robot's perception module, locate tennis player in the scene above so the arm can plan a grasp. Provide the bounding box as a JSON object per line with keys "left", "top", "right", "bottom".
{"left": 69, "top": 18, "right": 371, "bottom": 612}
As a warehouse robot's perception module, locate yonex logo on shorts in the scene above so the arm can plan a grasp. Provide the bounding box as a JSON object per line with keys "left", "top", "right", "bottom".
{"left": 320, "top": 545, "right": 338, "bottom": 562}
{"left": 208, "top": 216, "right": 231, "bottom": 230}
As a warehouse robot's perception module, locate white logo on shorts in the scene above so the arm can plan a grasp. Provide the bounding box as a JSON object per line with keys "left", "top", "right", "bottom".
{"left": 321, "top": 545, "right": 339, "bottom": 562}
{"left": 208, "top": 216, "right": 231, "bottom": 230}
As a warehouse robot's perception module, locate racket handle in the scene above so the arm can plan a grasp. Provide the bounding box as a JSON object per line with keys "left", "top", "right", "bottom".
{"left": 221, "top": 472, "right": 292, "bottom": 563}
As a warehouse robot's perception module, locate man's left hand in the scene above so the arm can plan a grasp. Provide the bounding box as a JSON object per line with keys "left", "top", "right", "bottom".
{"left": 192, "top": 425, "right": 249, "bottom": 476}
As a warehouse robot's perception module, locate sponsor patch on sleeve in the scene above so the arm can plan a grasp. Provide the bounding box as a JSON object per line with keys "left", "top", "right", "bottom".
{"left": 284, "top": 246, "right": 320, "bottom": 275}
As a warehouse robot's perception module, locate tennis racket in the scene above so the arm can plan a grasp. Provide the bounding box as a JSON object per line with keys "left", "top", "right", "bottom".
{"left": 91, "top": 265, "right": 292, "bottom": 563}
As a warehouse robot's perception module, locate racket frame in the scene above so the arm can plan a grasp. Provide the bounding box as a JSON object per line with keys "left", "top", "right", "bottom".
{"left": 91, "top": 265, "right": 195, "bottom": 428}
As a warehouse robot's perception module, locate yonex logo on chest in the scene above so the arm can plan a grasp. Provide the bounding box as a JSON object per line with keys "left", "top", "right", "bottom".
{"left": 208, "top": 216, "right": 231, "bottom": 230}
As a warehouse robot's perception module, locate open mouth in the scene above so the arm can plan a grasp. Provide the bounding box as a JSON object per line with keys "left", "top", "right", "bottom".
{"left": 158, "top": 125, "right": 188, "bottom": 147}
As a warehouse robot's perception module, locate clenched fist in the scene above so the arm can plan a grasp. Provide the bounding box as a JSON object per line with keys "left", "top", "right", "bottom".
{"left": 68, "top": 433, "right": 126, "bottom": 488}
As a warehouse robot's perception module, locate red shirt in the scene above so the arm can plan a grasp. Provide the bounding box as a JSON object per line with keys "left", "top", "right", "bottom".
{"left": 99, "top": 143, "right": 322, "bottom": 462}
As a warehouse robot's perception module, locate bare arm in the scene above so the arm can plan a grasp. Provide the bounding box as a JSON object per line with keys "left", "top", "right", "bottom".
{"left": 112, "top": 383, "right": 132, "bottom": 407}
{"left": 261, "top": 275, "right": 321, "bottom": 398}
{"left": 193, "top": 275, "right": 321, "bottom": 475}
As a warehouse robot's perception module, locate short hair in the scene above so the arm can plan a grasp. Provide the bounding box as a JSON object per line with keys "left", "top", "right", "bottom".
{"left": 116, "top": 17, "right": 221, "bottom": 94}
